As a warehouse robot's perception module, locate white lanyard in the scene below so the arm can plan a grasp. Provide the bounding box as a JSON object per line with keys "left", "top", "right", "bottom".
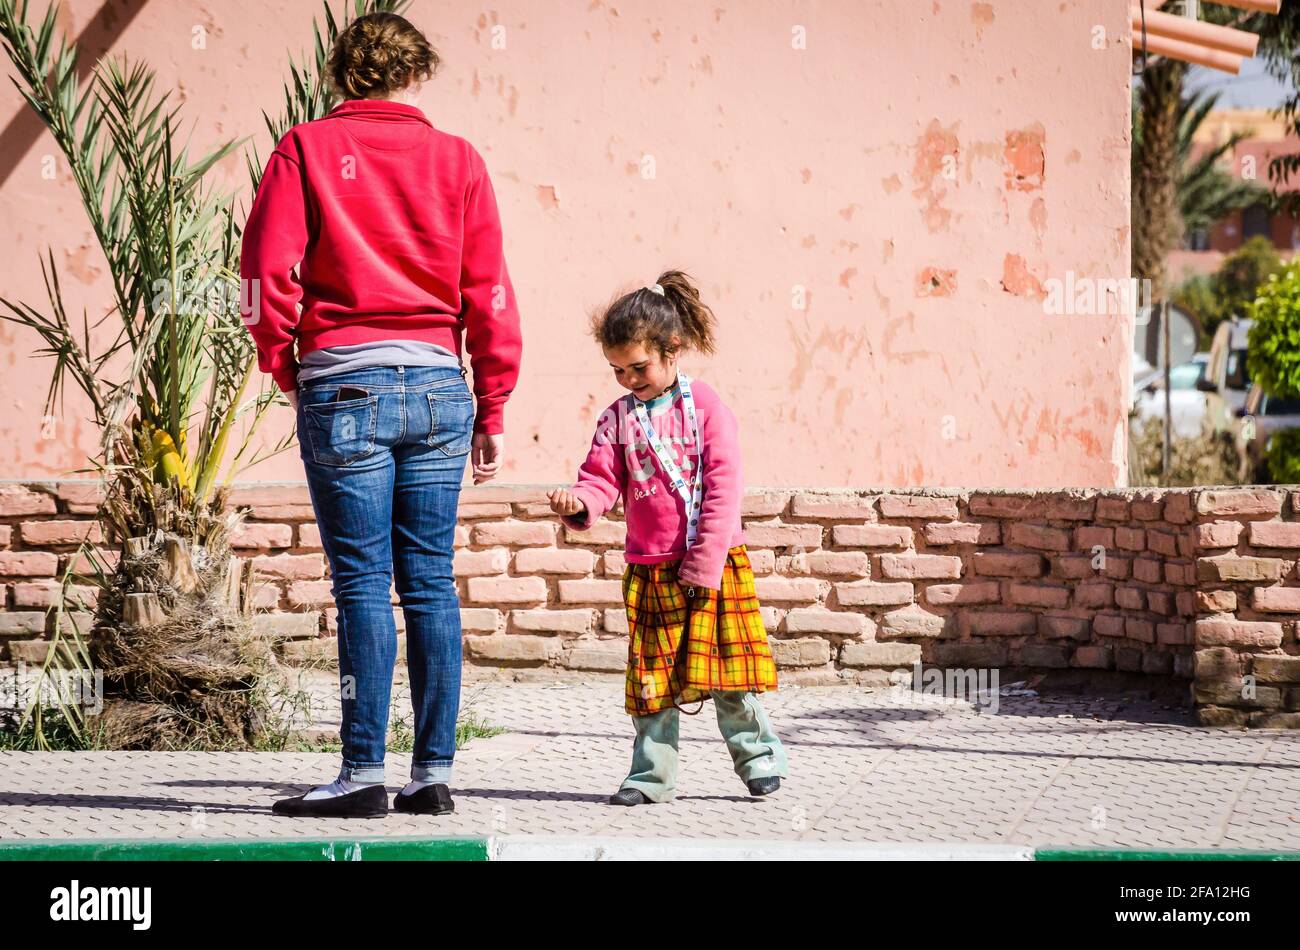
{"left": 631, "top": 372, "right": 703, "bottom": 549}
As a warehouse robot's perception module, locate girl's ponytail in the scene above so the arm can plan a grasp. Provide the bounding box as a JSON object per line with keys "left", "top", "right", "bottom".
{"left": 589, "top": 268, "right": 718, "bottom": 360}
{"left": 654, "top": 270, "right": 717, "bottom": 357}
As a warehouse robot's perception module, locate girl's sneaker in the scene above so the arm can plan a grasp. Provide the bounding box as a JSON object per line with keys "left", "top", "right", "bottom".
{"left": 746, "top": 776, "right": 781, "bottom": 796}
{"left": 609, "top": 788, "right": 651, "bottom": 806}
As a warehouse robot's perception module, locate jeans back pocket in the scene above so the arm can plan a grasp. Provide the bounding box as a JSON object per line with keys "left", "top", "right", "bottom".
{"left": 426, "top": 388, "right": 473, "bottom": 456}
{"left": 303, "top": 395, "right": 379, "bottom": 466}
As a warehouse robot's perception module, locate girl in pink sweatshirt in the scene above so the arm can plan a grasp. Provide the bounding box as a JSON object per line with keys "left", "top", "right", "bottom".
{"left": 548, "top": 270, "right": 787, "bottom": 805}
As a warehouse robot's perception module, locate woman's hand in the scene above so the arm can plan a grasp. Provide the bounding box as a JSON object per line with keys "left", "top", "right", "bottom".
{"left": 471, "top": 432, "right": 504, "bottom": 484}
{"left": 547, "top": 487, "right": 585, "bottom": 518}
{"left": 286, "top": 389, "right": 299, "bottom": 411}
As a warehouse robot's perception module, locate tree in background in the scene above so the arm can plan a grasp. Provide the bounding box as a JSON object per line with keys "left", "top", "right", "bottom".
{"left": 1174, "top": 236, "right": 1284, "bottom": 343}
{"left": 1243, "top": 263, "right": 1300, "bottom": 404}
{"left": 1144, "top": 84, "right": 1269, "bottom": 339}
{"left": 1249, "top": 3, "right": 1300, "bottom": 214}
{"left": 1185, "top": 2, "right": 1300, "bottom": 212}
{"left": 1245, "top": 261, "right": 1300, "bottom": 481}
{"left": 1132, "top": 2, "right": 1300, "bottom": 293}
{"left": 1133, "top": 58, "right": 1189, "bottom": 298}
{"left": 1177, "top": 91, "right": 1267, "bottom": 240}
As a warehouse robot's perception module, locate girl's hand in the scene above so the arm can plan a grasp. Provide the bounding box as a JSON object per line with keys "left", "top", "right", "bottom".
{"left": 680, "top": 581, "right": 707, "bottom": 600}
{"left": 472, "top": 433, "right": 504, "bottom": 484}
{"left": 286, "top": 389, "right": 300, "bottom": 411}
{"left": 547, "top": 487, "right": 585, "bottom": 518}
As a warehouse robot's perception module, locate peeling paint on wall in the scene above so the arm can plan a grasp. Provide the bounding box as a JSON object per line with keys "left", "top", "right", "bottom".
{"left": 535, "top": 185, "right": 560, "bottom": 211}
{"left": 1004, "top": 123, "right": 1046, "bottom": 191}
{"left": 1001, "top": 253, "right": 1045, "bottom": 299}
{"left": 1029, "top": 197, "right": 1047, "bottom": 236}
{"left": 911, "top": 119, "right": 960, "bottom": 234}
{"left": 916, "top": 267, "right": 958, "bottom": 297}
{"left": 0, "top": 0, "right": 1134, "bottom": 489}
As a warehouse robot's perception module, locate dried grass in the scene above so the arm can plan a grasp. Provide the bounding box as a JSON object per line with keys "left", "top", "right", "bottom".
{"left": 1127, "top": 413, "right": 1245, "bottom": 487}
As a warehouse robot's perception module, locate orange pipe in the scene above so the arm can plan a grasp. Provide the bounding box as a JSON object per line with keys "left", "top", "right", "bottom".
{"left": 1198, "top": 0, "right": 1281, "bottom": 12}
{"left": 1133, "top": 31, "right": 1244, "bottom": 73}
{"left": 1130, "top": 7, "right": 1260, "bottom": 56}
{"left": 1132, "top": 0, "right": 1280, "bottom": 13}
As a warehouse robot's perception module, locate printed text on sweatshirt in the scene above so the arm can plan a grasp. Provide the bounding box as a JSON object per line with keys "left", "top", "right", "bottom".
{"left": 560, "top": 378, "right": 746, "bottom": 590}
{"left": 239, "top": 98, "right": 522, "bottom": 435}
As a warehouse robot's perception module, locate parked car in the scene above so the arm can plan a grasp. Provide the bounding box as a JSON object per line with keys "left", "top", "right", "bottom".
{"left": 1232, "top": 383, "right": 1300, "bottom": 482}
{"left": 1134, "top": 353, "right": 1210, "bottom": 438}
{"left": 1198, "top": 316, "right": 1254, "bottom": 435}
{"left": 1131, "top": 356, "right": 1162, "bottom": 405}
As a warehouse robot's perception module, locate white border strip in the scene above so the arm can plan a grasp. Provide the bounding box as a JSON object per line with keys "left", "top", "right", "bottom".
{"left": 488, "top": 836, "right": 1034, "bottom": 861}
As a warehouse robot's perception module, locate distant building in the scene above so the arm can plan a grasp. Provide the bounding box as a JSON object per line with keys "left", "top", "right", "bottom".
{"left": 1169, "top": 109, "right": 1300, "bottom": 281}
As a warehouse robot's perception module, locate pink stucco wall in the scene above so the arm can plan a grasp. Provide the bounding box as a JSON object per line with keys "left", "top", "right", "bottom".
{"left": 0, "top": 0, "right": 1133, "bottom": 488}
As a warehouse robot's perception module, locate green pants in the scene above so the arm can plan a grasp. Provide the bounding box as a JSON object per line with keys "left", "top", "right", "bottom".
{"left": 619, "top": 690, "right": 788, "bottom": 803}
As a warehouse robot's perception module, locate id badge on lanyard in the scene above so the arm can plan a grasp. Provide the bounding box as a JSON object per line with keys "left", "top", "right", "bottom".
{"left": 631, "top": 372, "right": 704, "bottom": 552}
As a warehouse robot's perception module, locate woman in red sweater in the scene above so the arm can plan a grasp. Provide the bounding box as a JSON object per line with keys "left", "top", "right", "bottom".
{"left": 241, "top": 12, "right": 522, "bottom": 819}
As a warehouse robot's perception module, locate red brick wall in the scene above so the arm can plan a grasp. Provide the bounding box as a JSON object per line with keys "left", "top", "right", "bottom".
{"left": 1, "top": 481, "right": 1298, "bottom": 727}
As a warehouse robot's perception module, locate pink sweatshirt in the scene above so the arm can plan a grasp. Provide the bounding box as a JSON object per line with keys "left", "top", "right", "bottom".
{"left": 560, "top": 377, "right": 746, "bottom": 590}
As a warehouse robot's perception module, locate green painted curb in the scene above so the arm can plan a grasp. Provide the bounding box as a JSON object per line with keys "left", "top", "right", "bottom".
{"left": 1037, "top": 848, "right": 1300, "bottom": 861}
{"left": 0, "top": 836, "right": 489, "bottom": 862}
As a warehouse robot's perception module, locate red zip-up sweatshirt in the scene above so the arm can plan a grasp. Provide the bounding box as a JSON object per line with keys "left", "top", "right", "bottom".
{"left": 239, "top": 98, "right": 522, "bottom": 435}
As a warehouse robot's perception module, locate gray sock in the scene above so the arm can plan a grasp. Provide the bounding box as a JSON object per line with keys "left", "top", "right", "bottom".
{"left": 400, "top": 780, "right": 441, "bottom": 795}
{"left": 303, "top": 777, "right": 380, "bottom": 801}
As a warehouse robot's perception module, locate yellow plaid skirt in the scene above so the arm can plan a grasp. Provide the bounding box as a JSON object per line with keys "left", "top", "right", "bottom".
{"left": 622, "top": 544, "right": 779, "bottom": 716}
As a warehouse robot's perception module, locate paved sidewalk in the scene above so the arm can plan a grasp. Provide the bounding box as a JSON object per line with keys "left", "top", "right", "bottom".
{"left": 2, "top": 679, "right": 1298, "bottom": 850}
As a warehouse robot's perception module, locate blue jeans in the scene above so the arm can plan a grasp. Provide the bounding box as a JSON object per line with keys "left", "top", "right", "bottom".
{"left": 296, "top": 364, "right": 473, "bottom": 784}
{"left": 620, "top": 691, "right": 789, "bottom": 803}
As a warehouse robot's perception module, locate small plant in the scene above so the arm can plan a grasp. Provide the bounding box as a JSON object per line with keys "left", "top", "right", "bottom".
{"left": 388, "top": 684, "right": 503, "bottom": 751}
{"left": 246, "top": 667, "right": 503, "bottom": 753}
{"left": 387, "top": 697, "right": 416, "bottom": 753}
{"left": 0, "top": 705, "right": 101, "bottom": 751}
{"left": 453, "top": 683, "right": 505, "bottom": 747}
{"left": 455, "top": 711, "right": 504, "bottom": 748}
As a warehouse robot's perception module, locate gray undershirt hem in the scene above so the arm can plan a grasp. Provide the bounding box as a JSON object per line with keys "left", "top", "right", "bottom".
{"left": 297, "top": 339, "right": 462, "bottom": 384}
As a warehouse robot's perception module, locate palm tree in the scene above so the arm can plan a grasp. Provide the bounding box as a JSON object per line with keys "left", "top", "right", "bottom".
{"left": 1133, "top": 58, "right": 1188, "bottom": 300}
{"left": 1175, "top": 90, "right": 1267, "bottom": 242}
{"left": 1132, "top": 64, "right": 1270, "bottom": 291}
{"left": 0, "top": 0, "right": 405, "bottom": 749}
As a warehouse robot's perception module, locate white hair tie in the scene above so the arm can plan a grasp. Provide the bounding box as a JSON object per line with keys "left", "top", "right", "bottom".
{"left": 647, "top": 283, "right": 664, "bottom": 296}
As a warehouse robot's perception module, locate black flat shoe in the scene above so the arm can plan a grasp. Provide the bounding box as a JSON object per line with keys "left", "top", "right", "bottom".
{"left": 394, "top": 783, "right": 455, "bottom": 815}
{"left": 745, "top": 776, "right": 781, "bottom": 797}
{"left": 609, "top": 788, "right": 650, "bottom": 806}
{"left": 271, "top": 782, "right": 388, "bottom": 818}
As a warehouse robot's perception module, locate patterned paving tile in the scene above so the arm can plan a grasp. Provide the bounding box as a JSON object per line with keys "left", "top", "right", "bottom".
{"left": 1, "top": 680, "right": 1296, "bottom": 847}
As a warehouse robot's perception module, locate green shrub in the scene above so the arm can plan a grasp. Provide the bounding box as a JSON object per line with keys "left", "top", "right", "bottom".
{"left": 1172, "top": 272, "right": 1220, "bottom": 344}
{"left": 1176, "top": 237, "right": 1284, "bottom": 345}
{"left": 1264, "top": 429, "right": 1300, "bottom": 484}
{"left": 1247, "top": 261, "right": 1300, "bottom": 399}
